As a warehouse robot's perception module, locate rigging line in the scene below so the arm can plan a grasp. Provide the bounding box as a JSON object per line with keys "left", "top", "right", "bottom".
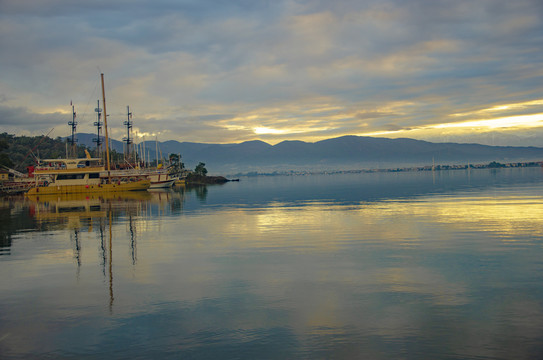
{"left": 74, "top": 78, "right": 100, "bottom": 132}
{"left": 82, "top": 80, "right": 100, "bottom": 123}
{"left": 29, "top": 149, "right": 38, "bottom": 162}
{"left": 15, "top": 128, "right": 54, "bottom": 170}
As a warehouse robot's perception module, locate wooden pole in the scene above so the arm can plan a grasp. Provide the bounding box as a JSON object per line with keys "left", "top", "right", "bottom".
{"left": 100, "top": 73, "right": 111, "bottom": 179}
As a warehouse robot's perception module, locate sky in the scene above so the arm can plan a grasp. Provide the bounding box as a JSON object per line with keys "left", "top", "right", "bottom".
{"left": 1, "top": 0, "right": 543, "bottom": 146}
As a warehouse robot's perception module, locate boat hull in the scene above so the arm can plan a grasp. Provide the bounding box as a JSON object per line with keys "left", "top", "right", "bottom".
{"left": 174, "top": 178, "right": 185, "bottom": 186}
{"left": 149, "top": 179, "right": 175, "bottom": 189}
{"left": 26, "top": 180, "right": 151, "bottom": 195}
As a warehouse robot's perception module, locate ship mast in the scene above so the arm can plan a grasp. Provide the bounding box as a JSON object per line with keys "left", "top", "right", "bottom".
{"left": 123, "top": 105, "right": 133, "bottom": 163}
{"left": 68, "top": 103, "right": 77, "bottom": 158}
{"left": 100, "top": 73, "right": 111, "bottom": 179}
{"left": 93, "top": 100, "right": 103, "bottom": 158}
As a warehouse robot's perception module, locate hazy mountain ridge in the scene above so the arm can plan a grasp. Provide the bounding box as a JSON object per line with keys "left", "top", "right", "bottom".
{"left": 73, "top": 134, "right": 543, "bottom": 175}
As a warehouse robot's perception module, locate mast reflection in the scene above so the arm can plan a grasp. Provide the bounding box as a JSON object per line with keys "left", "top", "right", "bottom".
{"left": 108, "top": 203, "right": 113, "bottom": 312}
{"left": 129, "top": 215, "right": 137, "bottom": 265}
{"left": 99, "top": 217, "right": 106, "bottom": 277}
{"left": 25, "top": 190, "right": 186, "bottom": 310}
{"left": 71, "top": 229, "right": 81, "bottom": 278}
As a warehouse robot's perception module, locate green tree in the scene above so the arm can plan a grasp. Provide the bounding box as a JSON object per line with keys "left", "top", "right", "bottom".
{"left": 0, "top": 138, "right": 14, "bottom": 168}
{"left": 0, "top": 133, "right": 93, "bottom": 170}
{"left": 168, "top": 153, "right": 185, "bottom": 176}
{"left": 0, "top": 139, "right": 8, "bottom": 152}
{"left": 194, "top": 162, "right": 207, "bottom": 176}
{"left": 169, "top": 153, "right": 185, "bottom": 169}
{"left": 488, "top": 161, "right": 504, "bottom": 168}
{"left": 169, "top": 153, "right": 179, "bottom": 165}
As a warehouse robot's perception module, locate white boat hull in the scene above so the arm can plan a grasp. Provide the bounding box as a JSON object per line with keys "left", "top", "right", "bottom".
{"left": 149, "top": 179, "right": 175, "bottom": 189}
{"left": 147, "top": 171, "right": 176, "bottom": 189}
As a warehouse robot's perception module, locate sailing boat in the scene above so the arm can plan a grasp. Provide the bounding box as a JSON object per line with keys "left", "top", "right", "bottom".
{"left": 148, "top": 169, "right": 176, "bottom": 189}
{"left": 147, "top": 137, "right": 176, "bottom": 189}
{"left": 26, "top": 74, "right": 151, "bottom": 195}
{"left": 119, "top": 109, "right": 177, "bottom": 189}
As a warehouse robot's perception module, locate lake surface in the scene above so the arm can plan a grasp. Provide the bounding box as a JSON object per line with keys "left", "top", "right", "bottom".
{"left": 1, "top": 168, "right": 543, "bottom": 359}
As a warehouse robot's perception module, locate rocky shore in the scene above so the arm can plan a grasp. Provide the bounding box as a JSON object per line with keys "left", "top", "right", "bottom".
{"left": 185, "top": 174, "right": 238, "bottom": 185}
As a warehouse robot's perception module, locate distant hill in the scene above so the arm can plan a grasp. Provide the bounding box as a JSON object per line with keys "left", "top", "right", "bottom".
{"left": 72, "top": 134, "right": 543, "bottom": 175}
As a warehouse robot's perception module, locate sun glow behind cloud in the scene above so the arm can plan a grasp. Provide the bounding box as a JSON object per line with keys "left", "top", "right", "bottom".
{"left": 450, "top": 100, "right": 543, "bottom": 118}
{"left": 359, "top": 100, "right": 543, "bottom": 141}
{"left": 241, "top": 99, "right": 543, "bottom": 145}
{"left": 209, "top": 98, "right": 543, "bottom": 146}
{"left": 434, "top": 113, "right": 543, "bottom": 130}
{"left": 254, "top": 127, "right": 287, "bottom": 135}
{"left": 360, "top": 113, "right": 543, "bottom": 139}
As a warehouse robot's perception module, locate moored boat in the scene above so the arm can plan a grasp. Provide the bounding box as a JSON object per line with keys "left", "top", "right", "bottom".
{"left": 26, "top": 73, "right": 151, "bottom": 196}
{"left": 26, "top": 157, "right": 150, "bottom": 195}
{"left": 148, "top": 170, "right": 176, "bottom": 189}
{"left": 0, "top": 167, "right": 41, "bottom": 195}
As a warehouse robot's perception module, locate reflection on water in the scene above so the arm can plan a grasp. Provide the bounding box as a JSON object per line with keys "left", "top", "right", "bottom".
{"left": 1, "top": 169, "right": 543, "bottom": 359}
{"left": 20, "top": 190, "right": 188, "bottom": 313}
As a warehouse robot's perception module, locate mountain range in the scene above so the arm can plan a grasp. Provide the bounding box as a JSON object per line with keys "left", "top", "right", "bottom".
{"left": 73, "top": 133, "right": 543, "bottom": 175}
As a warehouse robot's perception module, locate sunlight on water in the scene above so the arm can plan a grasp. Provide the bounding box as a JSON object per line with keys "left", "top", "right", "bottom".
{"left": 1, "top": 168, "right": 543, "bottom": 359}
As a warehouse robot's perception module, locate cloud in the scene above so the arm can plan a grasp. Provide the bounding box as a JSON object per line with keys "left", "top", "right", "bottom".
{"left": 0, "top": 105, "right": 64, "bottom": 136}
{"left": 1, "top": 0, "right": 543, "bottom": 146}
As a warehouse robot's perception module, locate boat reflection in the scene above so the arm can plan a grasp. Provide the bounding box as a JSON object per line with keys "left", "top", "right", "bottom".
{"left": 24, "top": 190, "right": 187, "bottom": 312}
{"left": 25, "top": 189, "right": 187, "bottom": 223}
{"left": 0, "top": 184, "right": 208, "bottom": 258}
{"left": 25, "top": 190, "right": 188, "bottom": 266}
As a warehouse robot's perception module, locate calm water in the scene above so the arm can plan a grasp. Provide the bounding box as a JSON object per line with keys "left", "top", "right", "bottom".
{"left": 1, "top": 168, "right": 543, "bottom": 359}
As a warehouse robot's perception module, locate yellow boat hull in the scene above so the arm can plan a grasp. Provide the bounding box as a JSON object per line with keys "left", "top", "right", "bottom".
{"left": 25, "top": 190, "right": 153, "bottom": 203}
{"left": 26, "top": 180, "right": 151, "bottom": 195}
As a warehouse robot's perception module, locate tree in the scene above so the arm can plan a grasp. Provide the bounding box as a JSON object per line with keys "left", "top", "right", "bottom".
{"left": 488, "top": 161, "right": 504, "bottom": 168}
{"left": 169, "top": 153, "right": 184, "bottom": 169}
{"left": 0, "top": 138, "right": 14, "bottom": 168}
{"left": 168, "top": 153, "right": 184, "bottom": 176}
{"left": 0, "top": 133, "right": 92, "bottom": 170}
{"left": 194, "top": 162, "right": 207, "bottom": 176}
{"left": 169, "top": 153, "right": 179, "bottom": 165}
{"left": 0, "top": 139, "right": 8, "bottom": 152}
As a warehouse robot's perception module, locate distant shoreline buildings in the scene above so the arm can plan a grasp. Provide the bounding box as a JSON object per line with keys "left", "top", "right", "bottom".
{"left": 238, "top": 161, "right": 543, "bottom": 177}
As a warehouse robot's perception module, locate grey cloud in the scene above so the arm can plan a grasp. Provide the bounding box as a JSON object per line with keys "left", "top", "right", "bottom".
{"left": 1, "top": 0, "right": 542, "bottom": 145}
{"left": 0, "top": 106, "right": 65, "bottom": 133}
{"left": 124, "top": 113, "right": 252, "bottom": 143}
{"left": 382, "top": 123, "right": 412, "bottom": 132}
{"left": 356, "top": 111, "right": 395, "bottom": 120}
{"left": 420, "top": 129, "right": 543, "bottom": 148}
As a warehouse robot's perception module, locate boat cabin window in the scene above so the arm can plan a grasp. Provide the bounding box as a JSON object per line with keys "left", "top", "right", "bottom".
{"left": 58, "top": 206, "right": 86, "bottom": 213}
{"left": 76, "top": 160, "right": 97, "bottom": 168}
{"left": 89, "top": 173, "right": 100, "bottom": 179}
{"left": 57, "top": 174, "right": 85, "bottom": 180}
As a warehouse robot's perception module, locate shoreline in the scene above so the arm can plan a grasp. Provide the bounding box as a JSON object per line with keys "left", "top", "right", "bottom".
{"left": 230, "top": 160, "right": 543, "bottom": 177}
